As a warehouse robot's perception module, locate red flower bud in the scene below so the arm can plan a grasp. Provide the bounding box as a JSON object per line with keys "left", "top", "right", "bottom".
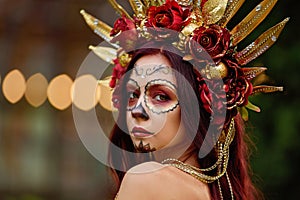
{"left": 110, "top": 16, "right": 136, "bottom": 36}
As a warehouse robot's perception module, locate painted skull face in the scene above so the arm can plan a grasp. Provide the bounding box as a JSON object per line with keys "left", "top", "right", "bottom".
{"left": 126, "top": 54, "right": 185, "bottom": 152}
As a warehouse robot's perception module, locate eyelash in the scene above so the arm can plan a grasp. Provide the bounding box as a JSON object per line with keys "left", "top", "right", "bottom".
{"left": 152, "top": 93, "right": 170, "bottom": 102}
{"left": 128, "top": 91, "right": 139, "bottom": 99}
{"left": 126, "top": 89, "right": 172, "bottom": 104}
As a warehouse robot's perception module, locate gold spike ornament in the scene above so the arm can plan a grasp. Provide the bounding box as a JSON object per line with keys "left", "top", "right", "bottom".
{"left": 252, "top": 85, "right": 283, "bottom": 95}
{"left": 242, "top": 67, "right": 267, "bottom": 80}
{"left": 108, "top": 0, "right": 132, "bottom": 19}
{"left": 80, "top": 10, "right": 119, "bottom": 49}
{"left": 235, "top": 18, "right": 289, "bottom": 66}
{"left": 129, "top": 0, "right": 146, "bottom": 18}
{"left": 218, "top": 0, "right": 245, "bottom": 27}
{"left": 230, "top": 0, "right": 278, "bottom": 46}
{"left": 142, "top": 0, "right": 151, "bottom": 7}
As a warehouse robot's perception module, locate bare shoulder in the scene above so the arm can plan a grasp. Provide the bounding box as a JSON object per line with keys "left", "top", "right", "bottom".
{"left": 117, "top": 161, "right": 211, "bottom": 200}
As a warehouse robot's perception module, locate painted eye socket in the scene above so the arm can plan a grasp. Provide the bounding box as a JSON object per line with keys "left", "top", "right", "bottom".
{"left": 126, "top": 79, "right": 140, "bottom": 110}
{"left": 145, "top": 79, "right": 179, "bottom": 114}
{"left": 127, "top": 90, "right": 140, "bottom": 108}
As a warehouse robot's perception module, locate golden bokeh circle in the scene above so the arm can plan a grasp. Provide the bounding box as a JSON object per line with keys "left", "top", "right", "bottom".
{"left": 2, "top": 69, "right": 26, "bottom": 104}
{"left": 72, "top": 74, "right": 99, "bottom": 111}
{"left": 25, "top": 73, "right": 48, "bottom": 107}
{"left": 47, "top": 74, "right": 73, "bottom": 110}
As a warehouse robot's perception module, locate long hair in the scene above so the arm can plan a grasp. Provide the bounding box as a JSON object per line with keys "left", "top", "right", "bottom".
{"left": 108, "top": 43, "right": 261, "bottom": 199}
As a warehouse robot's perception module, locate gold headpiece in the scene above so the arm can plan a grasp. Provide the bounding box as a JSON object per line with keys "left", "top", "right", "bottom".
{"left": 80, "top": 0, "right": 288, "bottom": 120}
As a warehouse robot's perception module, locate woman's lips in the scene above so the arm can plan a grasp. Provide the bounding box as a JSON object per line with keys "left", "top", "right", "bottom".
{"left": 131, "top": 127, "right": 154, "bottom": 138}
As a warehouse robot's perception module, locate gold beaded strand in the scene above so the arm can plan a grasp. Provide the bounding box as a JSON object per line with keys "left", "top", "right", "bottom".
{"left": 161, "top": 119, "right": 235, "bottom": 199}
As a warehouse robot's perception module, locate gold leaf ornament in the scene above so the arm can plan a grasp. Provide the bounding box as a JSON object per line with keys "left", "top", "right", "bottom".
{"left": 193, "top": 0, "right": 201, "bottom": 8}
{"left": 89, "top": 46, "right": 117, "bottom": 63}
{"left": 176, "top": 0, "right": 194, "bottom": 7}
{"left": 202, "top": 0, "right": 228, "bottom": 25}
{"left": 181, "top": 22, "right": 199, "bottom": 36}
{"left": 245, "top": 100, "right": 261, "bottom": 113}
{"left": 238, "top": 106, "right": 249, "bottom": 121}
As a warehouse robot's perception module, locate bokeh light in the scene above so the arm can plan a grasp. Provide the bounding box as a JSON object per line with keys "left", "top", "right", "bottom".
{"left": 47, "top": 74, "right": 73, "bottom": 110}
{"left": 2, "top": 69, "right": 26, "bottom": 104}
{"left": 72, "top": 74, "right": 99, "bottom": 111}
{"left": 25, "top": 73, "right": 48, "bottom": 107}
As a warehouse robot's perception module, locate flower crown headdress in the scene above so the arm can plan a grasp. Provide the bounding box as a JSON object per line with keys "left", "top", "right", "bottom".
{"left": 80, "top": 0, "right": 288, "bottom": 121}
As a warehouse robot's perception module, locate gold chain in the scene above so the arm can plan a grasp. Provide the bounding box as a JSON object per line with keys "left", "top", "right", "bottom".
{"left": 161, "top": 119, "right": 235, "bottom": 198}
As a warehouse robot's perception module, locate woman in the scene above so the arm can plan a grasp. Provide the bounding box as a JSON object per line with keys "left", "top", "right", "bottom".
{"left": 80, "top": 0, "right": 288, "bottom": 199}
{"left": 108, "top": 45, "right": 258, "bottom": 199}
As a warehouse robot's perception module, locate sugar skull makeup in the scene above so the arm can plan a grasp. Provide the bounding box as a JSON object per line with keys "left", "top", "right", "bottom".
{"left": 126, "top": 78, "right": 179, "bottom": 114}
{"left": 145, "top": 79, "right": 179, "bottom": 113}
{"left": 126, "top": 53, "right": 184, "bottom": 152}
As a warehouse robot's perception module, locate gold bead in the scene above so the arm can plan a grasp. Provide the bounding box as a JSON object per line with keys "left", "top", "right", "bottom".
{"left": 209, "top": 62, "right": 229, "bottom": 79}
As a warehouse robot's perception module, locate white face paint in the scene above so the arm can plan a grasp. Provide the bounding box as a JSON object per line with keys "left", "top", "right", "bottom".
{"left": 126, "top": 54, "right": 184, "bottom": 152}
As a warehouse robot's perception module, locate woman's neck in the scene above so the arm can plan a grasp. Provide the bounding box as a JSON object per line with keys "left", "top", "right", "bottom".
{"left": 178, "top": 146, "right": 200, "bottom": 168}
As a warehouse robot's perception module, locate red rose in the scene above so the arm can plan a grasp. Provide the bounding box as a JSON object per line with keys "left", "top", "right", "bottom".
{"left": 222, "top": 58, "right": 239, "bottom": 79}
{"left": 199, "top": 80, "right": 213, "bottom": 114}
{"left": 221, "top": 58, "right": 252, "bottom": 108}
{"left": 198, "top": 77, "right": 226, "bottom": 115}
{"left": 110, "top": 16, "right": 136, "bottom": 36}
{"left": 146, "top": 0, "right": 190, "bottom": 31}
{"left": 225, "top": 77, "right": 253, "bottom": 109}
{"left": 109, "top": 58, "right": 127, "bottom": 88}
{"left": 190, "top": 25, "right": 230, "bottom": 62}
{"left": 110, "top": 16, "right": 138, "bottom": 51}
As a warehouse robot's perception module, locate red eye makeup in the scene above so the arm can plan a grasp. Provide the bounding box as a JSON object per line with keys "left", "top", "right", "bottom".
{"left": 144, "top": 79, "right": 179, "bottom": 114}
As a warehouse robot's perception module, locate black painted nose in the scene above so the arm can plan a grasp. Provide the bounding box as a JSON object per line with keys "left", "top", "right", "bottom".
{"left": 131, "top": 103, "right": 149, "bottom": 120}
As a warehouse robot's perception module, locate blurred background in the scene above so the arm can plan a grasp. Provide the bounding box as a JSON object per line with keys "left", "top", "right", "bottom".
{"left": 0, "top": 0, "right": 299, "bottom": 199}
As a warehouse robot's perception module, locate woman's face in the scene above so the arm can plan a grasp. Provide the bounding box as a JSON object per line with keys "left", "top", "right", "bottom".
{"left": 126, "top": 53, "right": 184, "bottom": 152}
